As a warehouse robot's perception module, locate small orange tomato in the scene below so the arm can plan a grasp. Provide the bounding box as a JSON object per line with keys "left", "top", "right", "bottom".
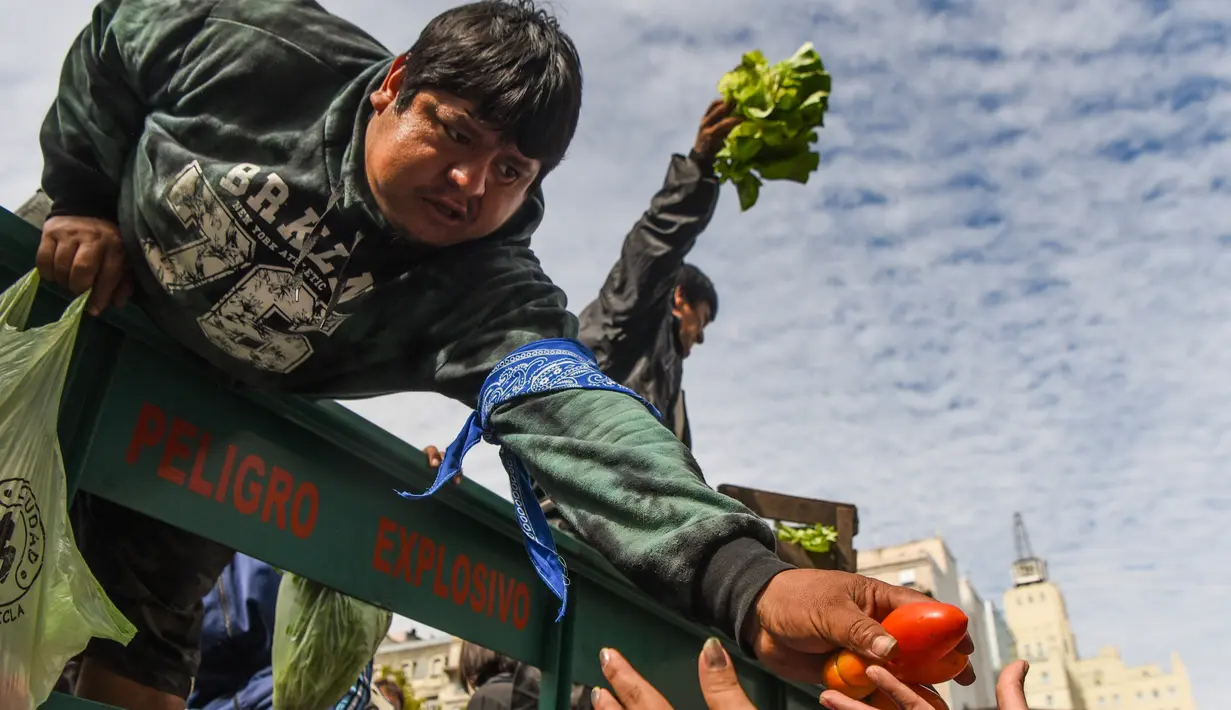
{"left": 891, "top": 649, "right": 970, "bottom": 685}
{"left": 864, "top": 684, "right": 949, "bottom": 710}
{"left": 880, "top": 602, "right": 969, "bottom": 665}
{"left": 821, "top": 650, "right": 877, "bottom": 699}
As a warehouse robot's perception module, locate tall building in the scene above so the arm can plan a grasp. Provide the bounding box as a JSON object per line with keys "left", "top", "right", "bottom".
{"left": 981, "top": 597, "right": 1018, "bottom": 674}
{"left": 858, "top": 537, "right": 1006, "bottom": 710}
{"left": 1002, "top": 514, "right": 1197, "bottom": 710}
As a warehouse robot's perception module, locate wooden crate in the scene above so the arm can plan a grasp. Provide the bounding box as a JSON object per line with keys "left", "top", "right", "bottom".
{"left": 718, "top": 484, "right": 859, "bottom": 573}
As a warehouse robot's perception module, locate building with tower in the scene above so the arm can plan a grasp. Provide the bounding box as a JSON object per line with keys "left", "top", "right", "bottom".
{"left": 1002, "top": 514, "right": 1197, "bottom": 710}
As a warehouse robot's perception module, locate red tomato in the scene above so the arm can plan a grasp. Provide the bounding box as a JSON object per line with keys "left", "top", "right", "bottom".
{"left": 890, "top": 649, "right": 970, "bottom": 685}
{"left": 864, "top": 684, "right": 949, "bottom": 710}
{"left": 821, "top": 650, "right": 877, "bottom": 699}
{"left": 880, "top": 602, "right": 968, "bottom": 665}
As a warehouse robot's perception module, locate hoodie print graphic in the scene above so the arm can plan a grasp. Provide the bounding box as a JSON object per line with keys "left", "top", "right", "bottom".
{"left": 150, "top": 159, "right": 374, "bottom": 374}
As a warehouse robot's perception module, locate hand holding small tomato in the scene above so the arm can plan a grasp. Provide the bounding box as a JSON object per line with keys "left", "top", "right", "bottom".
{"left": 744, "top": 570, "right": 976, "bottom": 686}
{"left": 821, "top": 661, "right": 1034, "bottom": 710}
{"left": 818, "top": 600, "right": 976, "bottom": 702}
{"left": 586, "top": 640, "right": 1032, "bottom": 710}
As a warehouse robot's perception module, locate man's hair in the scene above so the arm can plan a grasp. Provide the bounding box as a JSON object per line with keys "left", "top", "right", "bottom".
{"left": 396, "top": 0, "right": 583, "bottom": 178}
{"left": 459, "top": 641, "right": 519, "bottom": 691}
{"left": 677, "top": 262, "right": 719, "bottom": 320}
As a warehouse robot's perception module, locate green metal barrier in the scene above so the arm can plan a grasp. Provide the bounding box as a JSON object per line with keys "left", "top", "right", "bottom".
{"left": 0, "top": 207, "right": 820, "bottom": 710}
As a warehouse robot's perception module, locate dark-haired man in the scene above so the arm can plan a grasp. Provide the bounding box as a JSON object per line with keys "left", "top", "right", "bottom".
{"left": 34, "top": 1, "right": 968, "bottom": 708}
{"left": 529, "top": 103, "right": 733, "bottom": 533}
{"left": 576, "top": 99, "right": 737, "bottom": 449}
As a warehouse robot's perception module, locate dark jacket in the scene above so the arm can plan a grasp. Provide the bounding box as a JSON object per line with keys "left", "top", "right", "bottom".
{"left": 576, "top": 152, "right": 720, "bottom": 449}
{"left": 40, "top": 0, "right": 790, "bottom": 645}
{"left": 465, "top": 668, "right": 591, "bottom": 710}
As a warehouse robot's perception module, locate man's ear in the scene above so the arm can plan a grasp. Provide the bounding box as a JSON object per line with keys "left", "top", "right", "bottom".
{"left": 371, "top": 53, "right": 409, "bottom": 112}
{"left": 672, "top": 286, "right": 688, "bottom": 316}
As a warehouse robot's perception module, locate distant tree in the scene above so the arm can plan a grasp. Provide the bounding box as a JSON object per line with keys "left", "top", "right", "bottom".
{"left": 401, "top": 689, "right": 425, "bottom": 710}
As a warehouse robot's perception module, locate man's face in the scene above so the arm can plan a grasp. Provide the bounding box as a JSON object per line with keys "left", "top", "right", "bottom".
{"left": 365, "top": 56, "right": 542, "bottom": 247}
{"left": 673, "top": 287, "right": 712, "bottom": 358}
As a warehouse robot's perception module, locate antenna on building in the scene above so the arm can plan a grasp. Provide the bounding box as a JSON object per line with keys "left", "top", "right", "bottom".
{"left": 1013, "top": 512, "right": 1034, "bottom": 560}
{"left": 1011, "top": 512, "right": 1048, "bottom": 587}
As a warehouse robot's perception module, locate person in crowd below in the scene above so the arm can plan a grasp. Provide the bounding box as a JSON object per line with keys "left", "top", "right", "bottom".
{"left": 186, "top": 553, "right": 389, "bottom": 710}
{"left": 588, "top": 640, "right": 1034, "bottom": 710}
{"left": 459, "top": 641, "right": 592, "bottom": 710}
{"left": 34, "top": 0, "right": 973, "bottom": 707}
{"left": 373, "top": 678, "right": 405, "bottom": 710}
{"left": 460, "top": 642, "right": 518, "bottom": 710}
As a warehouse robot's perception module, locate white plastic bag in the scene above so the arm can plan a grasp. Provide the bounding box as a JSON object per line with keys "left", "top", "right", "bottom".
{"left": 0, "top": 270, "right": 136, "bottom": 709}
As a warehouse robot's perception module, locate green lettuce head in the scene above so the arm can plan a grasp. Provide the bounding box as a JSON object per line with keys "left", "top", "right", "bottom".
{"left": 714, "top": 42, "right": 831, "bottom": 211}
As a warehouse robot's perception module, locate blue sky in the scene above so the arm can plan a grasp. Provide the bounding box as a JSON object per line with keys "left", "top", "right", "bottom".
{"left": 3, "top": 0, "right": 1224, "bottom": 706}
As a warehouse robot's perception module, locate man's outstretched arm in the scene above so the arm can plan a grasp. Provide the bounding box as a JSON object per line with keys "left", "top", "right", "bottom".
{"left": 423, "top": 246, "right": 976, "bottom": 687}
{"left": 578, "top": 100, "right": 739, "bottom": 365}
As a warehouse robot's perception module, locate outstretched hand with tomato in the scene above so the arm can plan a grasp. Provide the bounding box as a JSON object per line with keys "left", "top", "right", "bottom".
{"left": 805, "top": 592, "right": 976, "bottom": 705}
{"left": 744, "top": 570, "right": 976, "bottom": 688}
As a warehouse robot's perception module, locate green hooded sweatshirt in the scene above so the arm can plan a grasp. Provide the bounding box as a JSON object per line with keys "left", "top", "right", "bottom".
{"left": 39, "top": 0, "right": 791, "bottom": 646}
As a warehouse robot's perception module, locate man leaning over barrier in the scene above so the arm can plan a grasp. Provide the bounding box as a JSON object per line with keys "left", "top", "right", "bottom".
{"left": 31, "top": 1, "right": 975, "bottom": 708}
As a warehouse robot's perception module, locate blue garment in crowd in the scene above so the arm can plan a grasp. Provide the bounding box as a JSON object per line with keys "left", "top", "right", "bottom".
{"left": 187, "top": 553, "right": 372, "bottom": 710}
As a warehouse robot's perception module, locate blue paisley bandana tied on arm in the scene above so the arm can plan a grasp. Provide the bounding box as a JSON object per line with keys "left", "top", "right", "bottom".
{"left": 394, "top": 338, "right": 661, "bottom": 621}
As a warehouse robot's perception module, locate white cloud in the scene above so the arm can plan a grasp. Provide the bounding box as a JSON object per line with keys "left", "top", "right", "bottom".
{"left": 4, "top": 0, "right": 1224, "bottom": 706}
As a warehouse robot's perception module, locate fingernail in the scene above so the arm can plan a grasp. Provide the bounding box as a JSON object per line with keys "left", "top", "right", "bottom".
{"left": 702, "top": 637, "right": 728, "bottom": 670}
{"left": 591, "top": 687, "right": 602, "bottom": 705}
{"left": 818, "top": 693, "right": 832, "bottom": 709}
{"left": 599, "top": 648, "right": 611, "bottom": 668}
{"left": 871, "top": 635, "right": 897, "bottom": 659}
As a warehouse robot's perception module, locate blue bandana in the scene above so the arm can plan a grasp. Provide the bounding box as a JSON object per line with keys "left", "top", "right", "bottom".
{"left": 396, "top": 338, "right": 660, "bottom": 621}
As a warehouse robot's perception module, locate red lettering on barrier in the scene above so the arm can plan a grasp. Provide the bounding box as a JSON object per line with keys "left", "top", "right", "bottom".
{"left": 488, "top": 571, "right": 499, "bottom": 617}
{"left": 394, "top": 529, "right": 418, "bottom": 582}
{"left": 187, "top": 433, "right": 214, "bottom": 497}
{"left": 368, "top": 520, "right": 530, "bottom": 632}
{"left": 415, "top": 537, "right": 436, "bottom": 587}
{"left": 498, "top": 575, "right": 516, "bottom": 623}
{"left": 157, "top": 418, "right": 195, "bottom": 484}
{"left": 262, "top": 467, "right": 293, "bottom": 529}
{"left": 451, "top": 554, "right": 471, "bottom": 606}
{"left": 433, "top": 546, "right": 450, "bottom": 599}
{"left": 470, "top": 562, "right": 488, "bottom": 613}
{"left": 290, "top": 482, "right": 318, "bottom": 538}
{"left": 512, "top": 582, "right": 530, "bottom": 631}
{"left": 125, "top": 402, "right": 322, "bottom": 541}
{"left": 372, "top": 517, "right": 397, "bottom": 575}
{"left": 233, "top": 455, "right": 264, "bottom": 515}
{"left": 126, "top": 403, "right": 165, "bottom": 464}
{"left": 215, "top": 445, "right": 237, "bottom": 503}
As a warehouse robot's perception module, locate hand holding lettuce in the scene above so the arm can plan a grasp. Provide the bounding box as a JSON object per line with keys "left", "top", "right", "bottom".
{"left": 714, "top": 42, "right": 831, "bottom": 211}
